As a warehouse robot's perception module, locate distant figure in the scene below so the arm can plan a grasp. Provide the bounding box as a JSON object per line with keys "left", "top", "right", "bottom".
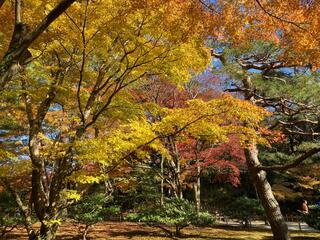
{"left": 301, "top": 199, "right": 309, "bottom": 214}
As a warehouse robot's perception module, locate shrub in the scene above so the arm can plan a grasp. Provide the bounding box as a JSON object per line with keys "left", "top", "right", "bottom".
{"left": 126, "top": 198, "right": 215, "bottom": 236}
{"left": 221, "top": 197, "right": 264, "bottom": 227}
{"left": 303, "top": 205, "right": 320, "bottom": 230}
{"left": 0, "top": 192, "right": 24, "bottom": 237}
{"left": 68, "top": 193, "right": 120, "bottom": 240}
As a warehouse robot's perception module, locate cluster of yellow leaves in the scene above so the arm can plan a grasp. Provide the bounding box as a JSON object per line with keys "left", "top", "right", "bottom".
{"left": 74, "top": 94, "right": 270, "bottom": 178}
{"left": 155, "top": 94, "right": 270, "bottom": 144}
{"left": 59, "top": 189, "right": 81, "bottom": 202}
{"left": 74, "top": 120, "right": 165, "bottom": 166}
{"left": 0, "top": 148, "right": 14, "bottom": 160}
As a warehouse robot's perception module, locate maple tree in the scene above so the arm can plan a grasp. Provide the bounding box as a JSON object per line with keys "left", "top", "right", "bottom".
{"left": 206, "top": 0, "right": 320, "bottom": 68}
{"left": 0, "top": 0, "right": 215, "bottom": 239}
{"left": 1, "top": 1, "right": 318, "bottom": 240}
{"left": 176, "top": 136, "right": 245, "bottom": 212}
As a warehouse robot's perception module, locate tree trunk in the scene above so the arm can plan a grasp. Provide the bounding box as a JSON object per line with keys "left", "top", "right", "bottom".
{"left": 160, "top": 155, "right": 164, "bottom": 205}
{"left": 245, "top": 144, "right": 290, "bottom": 240}
{"left": 82, "top": 225, "right": 90, "bottom": 240}
{"left": 39, "top": 222, "right": 58, "bottom": 240}
{"left": 194, "top": 163, "right": 201, "bottom": 213}
{"left": 176, "top": 158, "right": 183, "bottom": 199}
{"left": 175, "top": 226, "right": 181, "bottom": 237}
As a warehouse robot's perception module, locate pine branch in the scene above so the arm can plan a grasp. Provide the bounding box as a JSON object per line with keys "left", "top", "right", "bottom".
{"left": 257, "top": 147, "right": 320, "bottom": 171}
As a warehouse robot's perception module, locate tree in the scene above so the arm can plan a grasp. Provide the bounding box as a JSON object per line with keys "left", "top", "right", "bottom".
{"left": 177, "top": 136, "right": 246, "bottom": 212}
{"left": 206, "top": 0, "right": 320, "bottom": 68}
{"left": 68, "top": 192, "right": 120, "bottom": 240}
{"left": 0, "top": 1, "right": 213, "bottom": 239}
{"left": 210, "top": 40, "right": 320, "bottom": 240}
{"left": 126, "top": 198, "right": 215, "bottom": 237}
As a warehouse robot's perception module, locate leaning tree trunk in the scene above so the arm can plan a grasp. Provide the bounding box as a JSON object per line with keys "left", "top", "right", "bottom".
{"left": 245, "top": 144, "right": 290, "bottom": 240}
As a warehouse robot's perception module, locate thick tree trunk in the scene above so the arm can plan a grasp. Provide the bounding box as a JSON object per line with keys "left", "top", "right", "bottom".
{"left": 241, "top": 75, "right": 289, "bottom": 240}
{"left": 245, "top": 144, "right": 290, "bottom": 240}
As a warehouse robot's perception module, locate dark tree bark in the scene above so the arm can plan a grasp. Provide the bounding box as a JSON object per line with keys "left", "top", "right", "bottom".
{"left": 0, "top": 0, "right": 6, "bottom": 9}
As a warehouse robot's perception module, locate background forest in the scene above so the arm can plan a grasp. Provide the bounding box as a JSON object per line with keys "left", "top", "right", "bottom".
{"left": 0, "top": 1, "right": 320, "bottom": 240}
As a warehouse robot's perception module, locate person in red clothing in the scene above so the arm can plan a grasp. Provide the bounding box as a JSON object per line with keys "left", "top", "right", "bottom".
{"left": 301, "top": 199, "right": 309, "bottom": 214}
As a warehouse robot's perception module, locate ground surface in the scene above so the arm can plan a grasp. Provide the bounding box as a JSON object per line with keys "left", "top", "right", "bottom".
{"left": 5, "top": 221, "right": 320, "bottom": 240}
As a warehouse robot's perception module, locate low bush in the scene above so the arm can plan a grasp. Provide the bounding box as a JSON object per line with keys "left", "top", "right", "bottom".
{"left": 126, "top": 198, "right": 215, "bottom": 236}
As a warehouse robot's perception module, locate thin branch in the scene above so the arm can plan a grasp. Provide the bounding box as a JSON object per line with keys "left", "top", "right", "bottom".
{"left": 198, "top": 0, "right": 217, "bottom": 13}
{"left": 254, "top": 0, "right": 308, "bottom": 32}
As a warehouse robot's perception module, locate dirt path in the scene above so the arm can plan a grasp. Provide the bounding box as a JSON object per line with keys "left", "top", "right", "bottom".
{"left": 218, "top": 220, "right": 319, "bottom": 232}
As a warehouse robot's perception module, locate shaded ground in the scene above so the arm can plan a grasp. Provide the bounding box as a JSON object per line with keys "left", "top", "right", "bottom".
{"left": 219, "top": 220, "right": 318, "bottom": 232}
{"left": 4, "top": 221, "right": 320, "bottom": 240}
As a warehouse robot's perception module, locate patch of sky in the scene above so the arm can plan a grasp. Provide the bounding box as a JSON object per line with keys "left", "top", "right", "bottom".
{"left": 49, "top": 103, "right": 63, "bottom": 111}
{"left": 41, "top": 124, "right": 60, "bottom": 141}
{"left": 248, "top": 68, "right": 262, "bottom": 74}
{"left": 0, "top": 135, "right": 28, "bottom": 144}
{"left": 18, "top": 155, "right": 30, "bottom": 161}
{"left": 212, "top": 58, "right": 223, "bottom": 69}
{"left": 0, "top": 129, "right": 10, "bottom": 136}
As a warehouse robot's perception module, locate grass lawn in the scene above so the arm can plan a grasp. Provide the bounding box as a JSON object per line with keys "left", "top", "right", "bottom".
{"left": 5, "top": 221, "right": 320, "bottom": 240}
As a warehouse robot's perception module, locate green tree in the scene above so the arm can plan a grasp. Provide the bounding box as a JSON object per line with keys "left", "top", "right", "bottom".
{"left": 69, "top": 192, "right": 120, "bottom": 240}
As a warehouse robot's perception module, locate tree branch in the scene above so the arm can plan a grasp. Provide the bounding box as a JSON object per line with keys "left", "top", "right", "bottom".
{"left": 254, "top": 0, "right": 308, "bottom": 32}
{"left": 0, "top": 0, "right": 76, "bottom": 91}
{"left": 0, "top": 0, "right": 5, "bottom": 9}
{"left": 257, "top": 147, "right": 320, "bottom": 171}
